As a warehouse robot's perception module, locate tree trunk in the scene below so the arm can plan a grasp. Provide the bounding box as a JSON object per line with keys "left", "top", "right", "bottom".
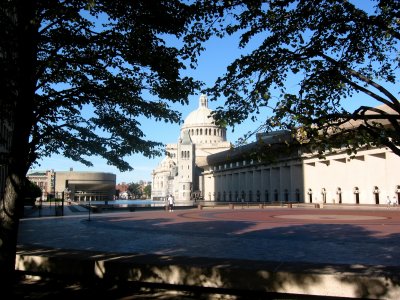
{"left": 0, "top": 173, "right": 25, "bottom": 288}
{"left": 0, "top": 0, "right": 36, "bottom": 293}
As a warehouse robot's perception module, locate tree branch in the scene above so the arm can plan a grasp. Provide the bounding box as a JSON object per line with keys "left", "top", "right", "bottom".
{"left": 319, "top": 52, "right": 400, "bottom": 110}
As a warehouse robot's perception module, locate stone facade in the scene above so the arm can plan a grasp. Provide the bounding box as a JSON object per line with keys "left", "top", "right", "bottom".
{"left": 152, "top": 99, "right": 400, "bottom": 206}
{"left": 151, "top": 95, "right": 231, "bottom": 205}
{"left": 202, "top": 131, "right": 400, "bottom": 205}
{"left": 26, "top": 170, "right": 55, "bottom": 200}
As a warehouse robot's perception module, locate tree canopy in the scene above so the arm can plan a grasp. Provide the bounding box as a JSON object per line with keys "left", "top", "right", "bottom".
{"left": 188, "top": 0, "right": 400, "bottom": 157}
{"left": 1, "top": 0, "right": 201, "bottom": 289}
{"left": 2, "top": 0, "right": 200, "bottom": 173}
{"left": 127, "top": 182, "right": 142, "bottom": 199}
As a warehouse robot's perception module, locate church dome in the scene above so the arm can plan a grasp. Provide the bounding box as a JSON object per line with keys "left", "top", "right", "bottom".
{"left": 181, "top": 94, "right": 227, "bottom": 144}
{"left": 183, "top": 95, "right": 214, "bottom": 127}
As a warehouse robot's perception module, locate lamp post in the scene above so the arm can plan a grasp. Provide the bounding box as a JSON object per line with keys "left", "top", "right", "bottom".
{"left": 63, "top": 187, "right": 70, "bottom": 216}
{"left": 88, "top": 197, "right": 91, "bottom": 221}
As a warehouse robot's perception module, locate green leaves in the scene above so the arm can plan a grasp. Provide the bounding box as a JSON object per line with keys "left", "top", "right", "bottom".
{"left": 192, "top": 0, "right": 400, "bottom": 157}
{"left": 24, "top": 0, "right": 202, "bottom": 170}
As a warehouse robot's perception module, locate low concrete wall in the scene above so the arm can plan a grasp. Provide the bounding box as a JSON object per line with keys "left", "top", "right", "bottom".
{"left": 16, "top": 246, "right": 400, "bottom": 299}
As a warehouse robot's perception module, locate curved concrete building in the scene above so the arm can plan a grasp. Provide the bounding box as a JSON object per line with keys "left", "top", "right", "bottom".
{"left": 54, "top": 171, "right": 116, "bottom": 201}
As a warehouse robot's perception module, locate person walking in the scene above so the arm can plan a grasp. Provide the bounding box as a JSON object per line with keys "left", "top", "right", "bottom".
{"left": 167, "top": 194, "right": 174, "bottom": 212}
{"left": 393, "top": 195, "right": 398, "bottom": 207}
{"left": 387, "top": 196, "right": 391, "bottom": 208}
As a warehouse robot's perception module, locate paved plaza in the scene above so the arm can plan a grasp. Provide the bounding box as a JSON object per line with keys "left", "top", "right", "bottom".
{"left": 18, "top": 205, "right": 400, "bottom": 267}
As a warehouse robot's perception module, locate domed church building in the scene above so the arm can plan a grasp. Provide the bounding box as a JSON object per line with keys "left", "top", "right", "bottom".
{"left": 153, "top": 97, "right": 400, "bottom": 207}
{"left": 151, "top": 94, "right": 231, "bottom": 206}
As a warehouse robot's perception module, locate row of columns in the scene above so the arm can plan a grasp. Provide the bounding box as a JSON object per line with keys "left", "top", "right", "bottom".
{"left": 203, "top": 150, "right": 400, "bottom": 205}
{"left": 204, "top": 163, "right": 303, "bottom": 203}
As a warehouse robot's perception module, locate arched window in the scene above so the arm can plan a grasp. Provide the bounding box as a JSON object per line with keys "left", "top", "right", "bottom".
{"left": 321, "top": 188, "right": 326, "bottom": 203}
{"left": 354, "top": 187, "right": 360, "bottom": 204}
{"left": 336, "top": 187, "right": 342, "bottom": 204}
{"left": 196, "top": 129, "right": 199, "bottom": 135}
{"left": 373, "top": 186, "right": 380, "bottom": 204}
{"left": 214, "top": 129, "right": 216, "bottom": 135}
{"left": 200, "top": 128, "right": 202, "bottom": 135}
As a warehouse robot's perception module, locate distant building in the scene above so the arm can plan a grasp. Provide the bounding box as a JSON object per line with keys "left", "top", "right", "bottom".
{"left": 116, "top": 182, "right": 129, "bottom": 193}
{"left": 26, "top": 170, "right": 55, "bottom": 200}
{"left": 27, "top": 169, "right": 116, "bottom": 201}
{"left": 116, "top": 182, "right": 130, "bottom": 199}
{"left": 116, "top": 181, "right": 151, "bottom": 199}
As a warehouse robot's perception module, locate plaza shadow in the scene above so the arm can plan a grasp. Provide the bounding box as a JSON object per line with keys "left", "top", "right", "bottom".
{"left": 16, "top": 213, "right": 400, "bottom": 299}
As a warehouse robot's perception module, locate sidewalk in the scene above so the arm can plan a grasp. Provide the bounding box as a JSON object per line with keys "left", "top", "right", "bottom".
{"left": 23, "top": 202, "right": 89, "bottom": 218}
{"left": 17, "top": 206, "right": 400, "bottom": 299}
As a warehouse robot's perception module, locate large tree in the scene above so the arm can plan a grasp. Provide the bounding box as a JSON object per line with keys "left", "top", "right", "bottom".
{"left": 188, "top": 0, "right": 400, "bottom": 157}
{"left": 0, "top": 0, "right": 200, "bottom": 288}
{"left": 127, "top": 182, "right": 142, "bottom": 199}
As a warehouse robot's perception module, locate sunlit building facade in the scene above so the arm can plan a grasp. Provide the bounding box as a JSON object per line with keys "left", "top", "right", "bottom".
{"left": 202, "top": 131, "right": 400, "bottom": 205}
{"left": 152, "top": 97, "right": 400, "bottom": 206}
{"left": 151, "top": 94, "right": 231, "bottom": 205}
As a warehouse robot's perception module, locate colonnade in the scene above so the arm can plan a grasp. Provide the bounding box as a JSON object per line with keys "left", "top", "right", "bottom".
{"left": 202, "top": 160, "right": 304, "bottom": 203}
{"left": 201, "top": 148, "right": 400, "bottom": 205}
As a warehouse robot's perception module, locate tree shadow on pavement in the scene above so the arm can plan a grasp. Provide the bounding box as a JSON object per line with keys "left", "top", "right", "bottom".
{"left": 16, "top": 214, "right": 400, "bottom": 299}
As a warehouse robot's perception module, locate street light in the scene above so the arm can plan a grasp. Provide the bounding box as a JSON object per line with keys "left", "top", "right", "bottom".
{"left": 88, "top": 197, "right": 91, "bottom": 221}
{"left": 63, "top": 187, "right": 70, "bottom": 217}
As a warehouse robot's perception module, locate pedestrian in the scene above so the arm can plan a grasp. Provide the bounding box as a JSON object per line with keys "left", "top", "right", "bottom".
{"left": 168, "top": 194, "right": 174, "bottom": 212}
{"left": 393, "top": 195, "right": 398, "bottom": 207}
{"left": 387, "top": 196, "right": 391, "bottom": 208}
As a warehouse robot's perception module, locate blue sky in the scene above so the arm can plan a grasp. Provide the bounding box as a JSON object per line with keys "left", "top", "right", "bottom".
{"left": 30, "top": 0, "right": 394, "bottom": 184}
